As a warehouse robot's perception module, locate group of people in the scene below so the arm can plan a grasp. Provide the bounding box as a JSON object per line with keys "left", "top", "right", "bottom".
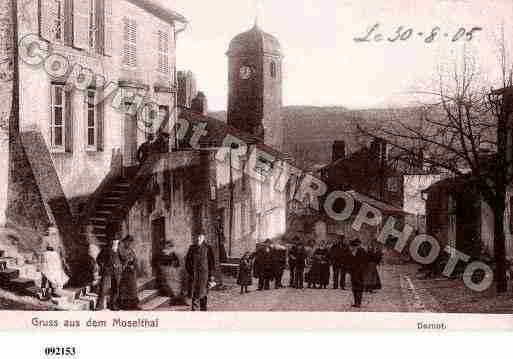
{"left": 37, "top": 223, "right": 382, "bottom": 310}
{"left": 95, "top": 231, "right": 216, "bottom": 312}
{"left": 237, "top": 240, "right": 287, "bottom": 293}
{"left": 237, "top": 235, "right": 383, "bottom": 308}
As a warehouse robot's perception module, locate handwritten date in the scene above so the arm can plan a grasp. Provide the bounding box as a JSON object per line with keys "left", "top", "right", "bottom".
{"left": 354, "top": 23, "right": 482, "bottom": 43}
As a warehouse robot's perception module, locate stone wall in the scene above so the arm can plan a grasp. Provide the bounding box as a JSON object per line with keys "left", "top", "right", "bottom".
{"left": 123, "top": 152, "right": 217, "bottom": 295}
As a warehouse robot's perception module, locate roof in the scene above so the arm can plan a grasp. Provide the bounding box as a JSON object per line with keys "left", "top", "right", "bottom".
{"left": 346, "top": 190, "right": 406, "bottom": 216}
{"left": 178, "top": 108, "right": 303, "bottom": 169}
{"left": 227, "top": 24, "right": 282, "bottom": 57}
{"left": 127, "top": 0, "right": 188, "bottom": 24}
{"left": 422, "top": 174, "right": 472, "bottom": 194}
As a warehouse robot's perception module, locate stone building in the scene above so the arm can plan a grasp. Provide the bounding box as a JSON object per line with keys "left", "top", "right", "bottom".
{"left": 178, "top": 107, "right": 290, "bottom": 260}
{"left": 424, "top": 175, "right": 513, "bottom": 263}
{"left": 0, "top": 0, "right": 226, "bottom": 298}
{"left": 318, "top": 139, "right": 404, "bottom": 209}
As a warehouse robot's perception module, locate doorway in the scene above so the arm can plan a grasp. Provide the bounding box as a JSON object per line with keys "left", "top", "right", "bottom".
{"left": 151, "top": 217, "right": 166, "bottom": 277}
{"left": 124, "top": 113, "right": 138, "bottom": 167}
{"left": 191, "top": 205, "right": 203, "bottom": 240}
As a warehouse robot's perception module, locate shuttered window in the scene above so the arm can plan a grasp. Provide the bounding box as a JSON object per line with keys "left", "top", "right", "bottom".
{"left": 103, "top": 0, "right": 113, "bottom": 56}
{"left": 157, "top": 29, "right": 169, "bottom": 74}
{"left": 122, "top": 17, "right": 137, "bottom": 67}
{"left": 72, "top": 0, "right": 90, "bottom": 49}
{"left": 40, "top": 0, "right": 66, "bottom": 44}
{"left": 50, "top": 84, "right": 72, "bottom": 151}
{"left": 86, "top": 89, "right": 100, "bottom": 150}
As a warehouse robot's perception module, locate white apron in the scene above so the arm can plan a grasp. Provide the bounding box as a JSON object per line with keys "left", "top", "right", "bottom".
{"left": 40, "top": 251, "right": 69, "bottom": 289}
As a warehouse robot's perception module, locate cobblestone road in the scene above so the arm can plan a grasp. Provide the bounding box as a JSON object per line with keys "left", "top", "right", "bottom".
{"left": 177, "top": 265, "right": 420, "bottom": 312}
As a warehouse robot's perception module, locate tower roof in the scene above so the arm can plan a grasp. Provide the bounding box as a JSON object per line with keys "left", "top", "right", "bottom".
{"left": 227, "top": 24, "right": 282, "bottom": 57}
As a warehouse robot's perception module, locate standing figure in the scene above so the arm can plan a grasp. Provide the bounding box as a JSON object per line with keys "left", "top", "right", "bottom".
{"left": 253, "top": 244, "right": 273, "bottom": 290}
{"left": 308, "top": 244, "right": 330, "bottom": 289}
{"left": 329, "top": 235, "right": 350, "bottom": 290}
{"left": 347, "top": 239, "right": 368, "bottom": 308}
{"left": 155, "top": 241, "right": 181, "bottom": 300}
{"left": 136, "top": 134, "right": 154, "bottom": 164}
{"left": 96, "top": 235, "right": 123, "bottom": 310}
{"left": 271, "top": 244, "right": 287, "bottom": 289}
{"left": 288, "top": 240, "right": 299, "bottom": 287}
{"left": 39, "top": 226, "right": 69, "bottom": 300}
{"left": 185, "top": 234, "right": 216, "bottom": 311}
{"left": 294, "top": 244, "right": 307, "bottom": 289}
{"left": 118, "top": 235, "right": 140, "bottom": 310}
{"left": 318, "top": 243, "right": 330, "bottom": 289}
{"left": 151, "top": 131, "right": 170, "bottom": 154}
{"left": 237, "top": 252, "right": 253, "bottom": 294}
{"left": 364, "top": 244, "right": 383, "bottom": 293}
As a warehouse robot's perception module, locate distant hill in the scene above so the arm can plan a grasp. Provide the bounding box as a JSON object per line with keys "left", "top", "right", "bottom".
{"left": 209, "top": 106, "right": 420, "bottom": 169}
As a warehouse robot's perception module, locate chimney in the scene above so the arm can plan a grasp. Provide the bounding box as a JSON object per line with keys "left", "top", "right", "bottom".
{"left": 191, "top": 91, "right": 208, "bottom": 116}
{"left": 370, "top": 138, "right": 388, "bottom": 164}
{"left": 332, "top": 140, "right": 346, "bottom": 162}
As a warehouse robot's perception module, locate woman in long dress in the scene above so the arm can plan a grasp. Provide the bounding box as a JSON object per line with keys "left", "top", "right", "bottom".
{"left": 118, "top": 235, "right": 140, "bottom": 310}
{"left": 237, "top": 252, "right": 253, "bottom": 294}
{"left": 364, "top": 244, "right": 383, "bottom": 293}
{"left": 308, "top": 245, "right": 329, "bottom": 289}
{"left": 39, "top": 226, "right": 69, "bottom": 300}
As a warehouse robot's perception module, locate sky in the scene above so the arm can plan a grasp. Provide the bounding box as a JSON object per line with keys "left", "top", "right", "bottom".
{"left": 162, "top": 0, "right": 513, "bottom": 111}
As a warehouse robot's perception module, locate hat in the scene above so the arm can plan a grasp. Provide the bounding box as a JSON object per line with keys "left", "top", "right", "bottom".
{"left": 350, "top": 239, "right": 361, "bottom": 247}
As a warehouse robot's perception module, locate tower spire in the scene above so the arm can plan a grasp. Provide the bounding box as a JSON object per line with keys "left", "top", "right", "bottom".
{"left": 253, "top": 0, "right": 262, "bottom": 28}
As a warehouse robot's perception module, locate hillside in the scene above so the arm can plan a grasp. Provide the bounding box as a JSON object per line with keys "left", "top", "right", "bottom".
{"left": 209, "top": 106, "right": 420, "bottom": 169}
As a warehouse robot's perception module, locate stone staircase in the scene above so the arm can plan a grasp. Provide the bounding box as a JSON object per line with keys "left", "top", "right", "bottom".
{"left": 0, "top": 250, "right": 40, "bottom": 298}
{"left": 0, "top": 248, "right": 176, "bottom": 310}
{"left": 79, "top": 175, "right": 134, "bottom": 246}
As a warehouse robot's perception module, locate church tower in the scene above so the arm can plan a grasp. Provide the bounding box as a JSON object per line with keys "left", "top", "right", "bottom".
{"left": 226, "top": 22, "right": 283, "bottom": 151}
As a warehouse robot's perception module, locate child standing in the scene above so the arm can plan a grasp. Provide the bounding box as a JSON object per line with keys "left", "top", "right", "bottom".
{"left": 237, "top": 252, "right": 253, "bottom": 294}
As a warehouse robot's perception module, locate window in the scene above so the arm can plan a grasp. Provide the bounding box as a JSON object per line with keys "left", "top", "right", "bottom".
{"left": 234, "top": 202, "right": 242, "bottom": 239}
{"left": 122, "top": 17, "right": 137, "bottom": 67}
{"left": 387, "top": 177, "right": 401, "bottom": 193}
{"left": 103, "top": 0, "right": 113, "bottom": 55}
{"left": 158, "top": 105, "right": 170, "bottom": 133}
{"left": 88, "top": 0, "right": 97, "bottom": 49}
{"left": 270, "top": 61, "right": 277, "bottom": 78}
{"left": 86, "top": 89, "right": 99, "bottom": 149}
{"left": 157, "top": 29, "right": 170, "bottom": 74}
{"left": 73, "top": 0, "right": 95, "bottom": 50}
{"left": 50, "top": 84, "right": 67, "bottom": 149}
{"left": 40, "top": 0, "right": 66, "bottom": 44}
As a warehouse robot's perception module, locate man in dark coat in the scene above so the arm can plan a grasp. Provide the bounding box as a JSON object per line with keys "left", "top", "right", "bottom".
{"left": 271, "top": 245, "right": 287, "bottom": 289}
{"left": 288, "top": 241, "right": 299, "bottom": 287}
{"left": 151, "top": 131, "right": 170, "bottom": 154}
{"left": 347, "top": 239, "right": 368, "bottom": 308}
{"left": 294, "top": 244, "right": 307, "bottom": 289}
{"left": 185, "top": 234, "right": 216, "bottom": 311}
{"left": 96, "top": 237, "right": 123, "bottom": 310}
{"left": 136, "top": 134, "right": 154, "bottom": 164}
{"left": 253, "top": 244, "right": 273, "bottom": 290}
{"left": 329, "top": 235, "right": 350, "bottom": 290}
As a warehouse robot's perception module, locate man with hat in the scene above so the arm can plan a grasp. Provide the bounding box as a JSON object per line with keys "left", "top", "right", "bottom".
{"left": 329, "top": 234, "right": 350, "bottom": 290}
{"left": 185, "top": 234, "right": 216, "bottom": 311}
{"left": 347, "top": 238, "right": 368, "bottom": 308}
{"left": 96, "top": 232, "right": 123, "bottom": 310}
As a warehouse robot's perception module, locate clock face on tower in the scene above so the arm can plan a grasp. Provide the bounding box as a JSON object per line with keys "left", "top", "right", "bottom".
{"left": 239, "top": 66, "right": 253, "bottom": 80}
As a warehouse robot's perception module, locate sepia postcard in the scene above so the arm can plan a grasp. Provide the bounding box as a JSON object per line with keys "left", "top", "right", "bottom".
{"left": 0, "top": 0, "right": 512, "bottom": 332}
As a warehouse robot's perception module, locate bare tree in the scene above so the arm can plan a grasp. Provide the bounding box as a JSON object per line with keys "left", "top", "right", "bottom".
{"left": 359, "top": 44, "right": 513, "bottom": 293}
